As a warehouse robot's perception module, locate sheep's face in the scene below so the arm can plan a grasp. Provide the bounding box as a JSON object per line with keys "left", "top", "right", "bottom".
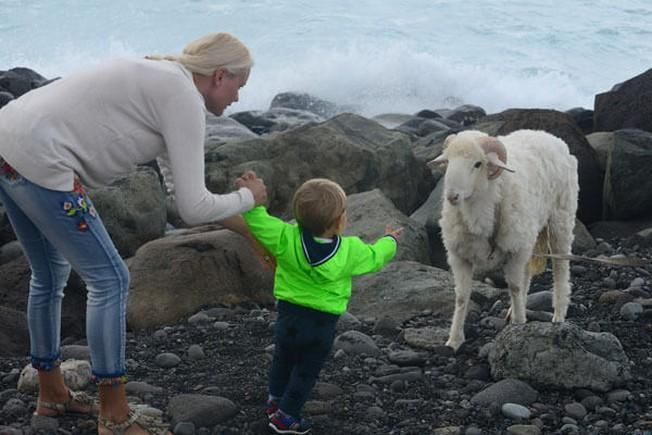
{"left": 429, "top": 131, "right": 514, "bottom": 206}
{"left": 442, "top": 148, "right": 490, "bottom": 206}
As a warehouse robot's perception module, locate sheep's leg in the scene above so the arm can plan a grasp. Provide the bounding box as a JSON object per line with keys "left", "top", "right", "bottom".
{"left": 550, "top": 222, "right": 573, "bottom": 322}
{"left": 521, "top": 274, "right": 532, "bottom": 320}
{"left": 504, "top": 254, "right": 529, "bottom": 324}
{"left": 446, "top": 254, "right": 474, "bottom": 351}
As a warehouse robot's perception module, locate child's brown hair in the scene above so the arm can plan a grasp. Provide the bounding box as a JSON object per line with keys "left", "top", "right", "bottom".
{"left": 292, "top": 178, "right": 346, "bottom": 236}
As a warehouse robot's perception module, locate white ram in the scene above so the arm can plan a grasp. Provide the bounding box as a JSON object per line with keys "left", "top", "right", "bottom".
{"left": 429, "top": 129, "right": 579, "bottom": 351}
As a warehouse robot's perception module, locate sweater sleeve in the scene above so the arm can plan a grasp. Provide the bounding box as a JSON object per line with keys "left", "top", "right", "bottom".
{"left": 348, "top": 235, "right": 397, "bottom": 276}
{"left": 242, "top": 206, "right": 290, "bottom": 257}
{"left": 156, "top": 94, "right": 254, "bottom": 226}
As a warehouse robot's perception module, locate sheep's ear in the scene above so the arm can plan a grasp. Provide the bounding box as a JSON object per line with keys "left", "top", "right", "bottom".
{"left": 486, "top": 152, "right": 514, "bottom": 179}
{"left": 427, "top": 154, "right": 448, "bottom": 167}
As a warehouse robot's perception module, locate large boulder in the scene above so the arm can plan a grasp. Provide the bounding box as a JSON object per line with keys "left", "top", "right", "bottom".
{"left": 0, "top": 306, "right": 29, "bottom": 357}
{"left": 0, "top": 67, "right": 47, "bottom": 98}
{"left": 346, "top": 189, "right": 430, "bottom": 264}
{"left": 204, "top": 113, "right": 436, "bottom": 219}
{"left": 126, "top": 227, "right": 274, "bottom": 330}
{"left": 205, "top": 114, "right": 258, "bottom": 144}
{"left": 0, "top": 256, "right": 88, "bottom": 339}
{"left": 349, "top": 261, "right": 503, "bottom": 323}
{"left": 89, "top": 167, "right": 167, "bottom": 258}
{"left": 594, "top": 68, "right": 652, "bottom": 133}
{"left": 269, "top": 92, "right": 340, "bottom": 119}
{"left": 473, "top": 109, "right": 604, "bottom": 223}
{"left": 586, "top": 129, "right": 652, "bottom": 220}
{"left": 489, "top": 322, "right": 631, "bottom": 392}
{"left": 229, "top": 108, "right": 323, "bottom": 135}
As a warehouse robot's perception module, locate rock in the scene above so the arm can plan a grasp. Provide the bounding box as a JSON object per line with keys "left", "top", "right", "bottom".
{"left": 489, "top": 322, "right": 631, "bottom": 392}
{"left": 127, "top": 229, "right": 274, "bottom": 330}
{"left": 0, "top": 306, "right": 28, "bottom": 357}
{"left": 594, "top": 68, "right": 652, "bottom": 132}
{"left": 168, "top": 394, "right": 238, "bottom": 427}
{"left": 350, "top": 261, "right": 501, "bottom": 324}
{"left": 470, "top": 378, "right": 538, "bottom": 407}
{"left": 230, "top": 108, "right": 323, "bottom": 135}
{"left": 269, "top": 92, "right": 339, "bottom": 118}
{"left": 89, "top": 166, "right": 166, "bottom": 257}
{"left": 501, "top": 403, "right": 531, "bottom": 420}
{"left": 154, "top": 353, "right": 181, "bottom": 368}
{"left": 333, "top": 330, "right": 380, "bottom": 356}
{"left": 586, "top": 129, "right": 652, "bottom": 220}
{"left": 18, "top": 360, "right": 92, "bottom": 392}
{"left": 565, "top": 107, "right": 594, "bottom": 134}
{"left": 345, "top": 189, "right": 430, "bottom": 264}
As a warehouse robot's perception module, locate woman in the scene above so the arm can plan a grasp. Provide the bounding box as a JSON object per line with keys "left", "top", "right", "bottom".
{"left": 0, "top": 32, "right": 265, "bottom": 434}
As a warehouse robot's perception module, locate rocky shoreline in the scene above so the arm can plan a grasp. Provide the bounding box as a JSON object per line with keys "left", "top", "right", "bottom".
{"left": 0, "top": 66, "right": 651, "bottom": 435}
{"left": 1, "top": 233, "right": 651, "bottom": 434}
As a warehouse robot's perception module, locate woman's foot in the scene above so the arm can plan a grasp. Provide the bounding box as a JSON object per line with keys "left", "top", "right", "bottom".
{"left": 35, "top": 389, "right": 98, "bottom": 417}
{"left": 97, "top": 409, "right": 170, "bottom": 435}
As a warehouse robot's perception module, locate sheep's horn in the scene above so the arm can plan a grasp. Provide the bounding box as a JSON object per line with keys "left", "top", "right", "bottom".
{"left": 427, "top": 154, "right": 448, "bottom": 167}
{"left": 480, "top": 137, "right": 514, "bottom": 178}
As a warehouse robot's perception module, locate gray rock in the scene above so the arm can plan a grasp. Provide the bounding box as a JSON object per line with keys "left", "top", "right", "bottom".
{"left": 30, "top": 414, "right": 59, "bottom": 433}
{"left": 501, "top": 403, "right": 531, "bottom": 420}
{"left": 168, "top": 394, "right": 239, "bottom": 427}
{"left": 506, "top": 424, "right": 541, "bottom": 435}
{"left": 333, "top": 330, "right": 379, "bottom": 356}
{"left": 154, "top": 352, "right": 181, "bottom": 368}
{"left": 564, "top": 402, "right": 587, "bottom": 420}
{"left": 312, "top": 382, "right": 343, "bottom": 400}
{"left": 526, "top": 291, "right": 553, "bottom": 312}
{"left": 620, "top": 302, "right": 643, "bottom": 320}
{"left": 388, "top": 350, "right": 426, "bottom": 366}
{"left": 187, "top": 345, "right": 205, "bottom": 361}
{"left": 470, "top": 378, "right": 538, "bottom": 407}
{"left": 173, "top": 422, "right": 196, "bottom": 435}
{"left": 489, "top": 322, "right": 631, "bottom": 392}
{"left": 125, "top": 381, "right": 164, "bottom": 397}
{"left": 337, "top": 312, "right": 361, "bottom": 332}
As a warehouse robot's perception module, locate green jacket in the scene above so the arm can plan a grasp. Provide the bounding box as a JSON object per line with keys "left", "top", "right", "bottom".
{"left": 243, "top": 206, "right": 398, "bottom": 315}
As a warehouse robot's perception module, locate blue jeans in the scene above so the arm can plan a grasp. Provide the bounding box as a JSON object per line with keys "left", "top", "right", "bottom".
{"left": 269, "top": 300, "right": 339, "bottom": 419}
{"left": 0, "top": 161, "right": 128, "bottom": 380}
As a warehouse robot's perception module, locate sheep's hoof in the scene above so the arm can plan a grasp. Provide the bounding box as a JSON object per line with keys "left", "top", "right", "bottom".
{"left": 552, "top": 314, "right": 566, "bottom": 322}
{"left": 445, "top": 338, "right": 464, "bottom": 352}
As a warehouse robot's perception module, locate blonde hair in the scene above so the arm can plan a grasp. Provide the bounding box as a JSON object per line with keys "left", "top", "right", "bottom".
{"left": 147, "top": 32, "right": 253, "bottom": 77}
{"left": 292, "top": 178, "right": 347, "bottom": 236}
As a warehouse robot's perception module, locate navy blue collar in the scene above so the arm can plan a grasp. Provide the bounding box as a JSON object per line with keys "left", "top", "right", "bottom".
{"left": 300, "top": 228, "right": 341, "bottom": 266}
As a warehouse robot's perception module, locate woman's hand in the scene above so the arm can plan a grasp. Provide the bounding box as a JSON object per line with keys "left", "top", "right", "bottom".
{"left": 235, "top": 171, "right": 267, "bottom": 206}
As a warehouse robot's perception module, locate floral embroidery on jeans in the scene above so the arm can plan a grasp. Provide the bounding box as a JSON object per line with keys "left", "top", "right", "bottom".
{"left": 62, "top": 177, "right": 96, "bottom": 231}
{"left": 0, "top": 158, "right": 19, "bottom": 181}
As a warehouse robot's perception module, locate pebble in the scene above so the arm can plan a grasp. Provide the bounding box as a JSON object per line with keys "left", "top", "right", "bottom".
{"left": 155, "top": 352, "right": 182, "bottom": 368}
{"left": 502, "top": 403, "right": 531, "bottom": 420}
{"left": 620, "top": 302, "right": 643, "bottom": 320}
{"left": 564, "top": 402, "right": 587, "bottom": 420}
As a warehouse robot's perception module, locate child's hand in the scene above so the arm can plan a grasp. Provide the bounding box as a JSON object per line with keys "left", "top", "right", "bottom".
{"left": 385, "top": 225, "right": 403, "bottom": 240}
{"left": 234, "top": 171, "right": 267, "bottom": 206}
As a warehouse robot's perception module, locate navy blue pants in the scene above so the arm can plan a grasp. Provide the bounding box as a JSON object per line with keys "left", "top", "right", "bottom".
{"left": 269, "top": 300, "right": 339, "bottom": 419}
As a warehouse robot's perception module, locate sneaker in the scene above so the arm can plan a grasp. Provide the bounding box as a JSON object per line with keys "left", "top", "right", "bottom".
{"left": 268, "top": 410, "right": 312, "bottom": 434}
{"left": 265, "top": 399, "right": 279, "bottom": 419}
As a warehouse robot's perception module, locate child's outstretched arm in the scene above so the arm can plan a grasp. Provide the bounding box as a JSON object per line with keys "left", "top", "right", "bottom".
{"left": 349, "top": 226, "right": 403, "bottom": 275}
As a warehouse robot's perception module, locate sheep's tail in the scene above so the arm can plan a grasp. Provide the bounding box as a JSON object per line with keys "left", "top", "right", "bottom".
{"left": 528, "top": 227, "right": 550, "bottom": 276}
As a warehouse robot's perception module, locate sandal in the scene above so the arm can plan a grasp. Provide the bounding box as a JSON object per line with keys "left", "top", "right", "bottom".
{"left": 35, "top": 389, "right": 99, "bottom": 417}
{"left": 98, "top": 408, "right": 170, "bottom": 435}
